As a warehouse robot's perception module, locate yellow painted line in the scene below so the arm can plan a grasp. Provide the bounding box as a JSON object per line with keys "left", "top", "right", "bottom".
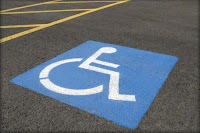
{"left": 0, "top": 24, "right": 46, "bottom": 28}
{"left": 1, "top": 9, "right": 92, "bottom": 14}
{"left": 51, "top": 1, "right": 121, "bottom": 4}
{"left": 0, "top": 0, "right": 129, "bottom": 43}
{"left": 0, "top": 0, "right": 60, "bottom": 13}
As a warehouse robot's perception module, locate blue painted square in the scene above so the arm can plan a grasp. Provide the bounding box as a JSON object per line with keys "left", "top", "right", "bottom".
{"left": 11, "top": 41, "right": 178, "bottom": 129}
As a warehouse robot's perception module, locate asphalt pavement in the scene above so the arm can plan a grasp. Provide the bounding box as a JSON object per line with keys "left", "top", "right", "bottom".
{"left": 1, "top": 0, "right": 199, "bottom": 132}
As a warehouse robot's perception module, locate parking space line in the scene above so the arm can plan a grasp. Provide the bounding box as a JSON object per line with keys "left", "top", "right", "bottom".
{"left": 51, "top": 1, "right": 121, "bottom": 4}
{"left": 0, "top": 24, "right": 46, "bottom": 28}
{"left": 1, "top": 9, "right": 92, "bottom": 14}
{"left": 0, "top": 0, "right": 129, "bottom": 43}
{"left": 0, "top": 0, "right": 60, "bottom": 13}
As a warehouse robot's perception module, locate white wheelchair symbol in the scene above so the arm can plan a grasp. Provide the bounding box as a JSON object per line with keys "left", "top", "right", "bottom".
{"left": 39, "top": 47, "right": 136, "bottom": 102}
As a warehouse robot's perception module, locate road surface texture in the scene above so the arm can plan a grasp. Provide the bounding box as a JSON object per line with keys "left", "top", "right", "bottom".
{"left": 1, "top": 0, "right": 199, "bottom": 132}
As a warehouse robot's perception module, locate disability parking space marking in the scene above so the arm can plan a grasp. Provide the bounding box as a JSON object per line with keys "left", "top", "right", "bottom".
{"left": 11, "top": 41, "right": 178, "bottom": 129}
{"left": 0, "top": 0, "right": 129, "bottom": 43}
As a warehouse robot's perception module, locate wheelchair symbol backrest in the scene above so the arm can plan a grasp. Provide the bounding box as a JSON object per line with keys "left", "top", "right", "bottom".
{"left": 39, "top": 47, "right": 136, "bottom": 102}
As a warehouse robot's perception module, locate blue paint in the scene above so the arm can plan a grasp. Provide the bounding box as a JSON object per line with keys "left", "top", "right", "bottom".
{"left": 11, "top": 41, "right": 178, "bottom": 129}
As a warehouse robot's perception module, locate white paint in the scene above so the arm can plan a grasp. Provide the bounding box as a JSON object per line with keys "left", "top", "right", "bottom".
{"left": 39, "top": 58, "right": 103, "bottom": 95}
{"left": 39, "top": 47, "right": 136, "bottom": 101}
{"left": 79, "top": 47, "right": 136, "bottom": 102}
{"left": 40, "top": 58, "right": 82, "bottom": 79}
{"left": 94, "top": 60, "right": 119, "bottom": 68}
